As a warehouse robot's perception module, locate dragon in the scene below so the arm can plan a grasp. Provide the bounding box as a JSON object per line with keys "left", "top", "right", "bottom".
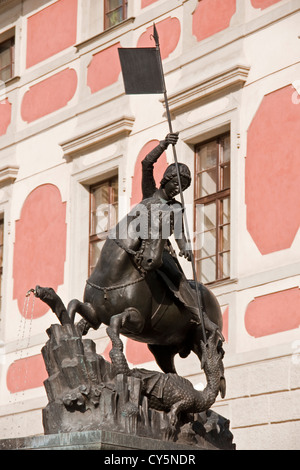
{"left": 107, "top": 326, "right": 225, "bottom": 431}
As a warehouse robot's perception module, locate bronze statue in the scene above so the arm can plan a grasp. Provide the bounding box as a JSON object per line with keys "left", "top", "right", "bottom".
{"left": 31, "top": 134, "right": 235, "bottom": 447}
{"left": 35, "top": 134, "right": 225, "bottom": 397}
{"left": 39, "top": 316, "right": 234, "bottom": 448}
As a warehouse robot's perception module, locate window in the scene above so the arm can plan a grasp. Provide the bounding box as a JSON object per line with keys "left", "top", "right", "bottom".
{"left": 104, "top": 0, "right": 128, "bottom": 30}
{"left": 194, "top": 134, "right": 230, "bottom": 284}
{"left": 0, "top": 37, "right": 15, "bottom": 83}
{"left": 89, "top": 176, "right": 118, "bottom": 274}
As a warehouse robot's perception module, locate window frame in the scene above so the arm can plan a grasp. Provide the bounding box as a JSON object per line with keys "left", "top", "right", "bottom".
{"left": 0, "top": 36, "right": 15, "bottom": 83}
{"left": 194, "top": 133, "right": 231, "bottom": 284}
{"left": 89, "top": 175, "right": 118, "bottom": 274}
{"left": 104, "top": 0, "right": 128, "bottom": 30}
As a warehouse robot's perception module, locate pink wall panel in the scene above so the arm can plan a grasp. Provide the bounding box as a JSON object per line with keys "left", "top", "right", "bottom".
{"left": 245, "top": 288, "right": 300, "bottom": 338}
{"left": 0, "top": 99, "right": 12, "bottom": 136}
{"left": 7, "top": 354, "right": 47, "bottom": 393}
{"left": 251, "top": 0, "right": 282, "bottom": 9}
{"left": 100, "top": 338, "right": 154, "bottom": 365}
{"left": 137, "top": 17, "right": 181, "bottom": 60}
{"left": 192, "top": 0, "right": 236, "bottom": 42}
{"left": 130, "top": 140, "right": 168, "bottom": 207}
{"left": 26, "top": 0, "right": 78, "bottom": 68}
{"left": 222, "top": 306, "right": 229, "bottom": 342}
{"left": 125, "top": 339, "right": 154, "bottom": 365}
{"left": 141, "top": 0, "right": 159, "bottom": 8}
{"left": 13, "top": 184, "right": 67, "bottom": 319}
{"left": 245, "top": 85, "right": 300, "bottom": 254}
{"left": 21, "top": 68, "right": 77, "bottom": 123}
{"left": 87, "top": 43, "right": 121, "bottom": 93}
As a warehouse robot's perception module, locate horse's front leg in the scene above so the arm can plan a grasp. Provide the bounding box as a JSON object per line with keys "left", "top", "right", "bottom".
{"left": 110, "top": 307, "right": 144, "bottom": 337}
{"left": 67, "top": 299, "right": 99, "bottom": 334}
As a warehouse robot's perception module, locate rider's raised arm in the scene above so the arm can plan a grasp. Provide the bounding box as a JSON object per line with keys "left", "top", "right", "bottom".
{"left": 141, "top": 133, "right": 179, "bottom": 199}
{"left": 141, "top": 141, "right": 167, "bottom": 199}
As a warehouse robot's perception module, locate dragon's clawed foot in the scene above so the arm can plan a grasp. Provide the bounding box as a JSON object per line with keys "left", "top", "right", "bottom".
{"left": 163, "top": 424, "right": 177, "bottom": 441}
{"left": 163, "top": 407, "right": 179, "bottom": 440}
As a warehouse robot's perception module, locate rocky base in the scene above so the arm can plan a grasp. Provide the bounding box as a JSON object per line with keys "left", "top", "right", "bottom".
{"left": 41, "top": 323, "right": 235, "bottom": 450}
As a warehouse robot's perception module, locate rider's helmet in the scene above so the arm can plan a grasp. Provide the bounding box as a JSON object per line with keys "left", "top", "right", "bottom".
{"left": 160, "top": 163, "right": 191, "bottom": 191}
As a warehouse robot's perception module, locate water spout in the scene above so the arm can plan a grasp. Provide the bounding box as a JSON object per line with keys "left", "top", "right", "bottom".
{"left": 26, "top": 288, "right": 36, "bottom": 297}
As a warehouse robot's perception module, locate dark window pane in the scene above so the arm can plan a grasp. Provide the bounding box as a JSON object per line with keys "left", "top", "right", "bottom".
{"left": 0, "top": 38, "right": 14, "bottom": 81}
{"left": 199, "top": 229, "right": 216, "bottom": 258}
{"left": 220, "top": 252, "right": 230, "bottom": 279}
{"left": 90, "top": 239, "right": 105, "bottom": 271}
{"left": 197, "top": 168, "right": 217, "bottom": 197}
{"left": 105, "top": 0, "right": 127, "bottom": 29}
{"left": 197, "top": 257, "right": 216, "bottom": 284}
{"left": 0, "top": 68, "right": 11, "bottom": 82}
{"left": 222, "top": 163, "right": 230, "bottom": 190}
{"left": 223, "top": 135, "right": 230, "bottom": 162}
{"left": 221, "top": 197, "right": 230, "bottom": 225}
{"left": 196, "top": 202, "right": 217, "bottom": 232}
{"left": 197, "top": 140, "right": 218, "bottom": 171}
{"left": 220, "top": 225, "right": 230, "bottom": 252}
{"left": 107, "top": 8, "right": 123, "bottom": 27}
{"left": 195, "top": 134, "right": 230, "bottom": 284}
{"left": 108, "top": 0, "right": 123, "bottom": 8}
{"left": 89, "top": 177, "right": 118, "bottom": 274}
{"left": 0, "top": 48, "right": 10, "bottom": 68}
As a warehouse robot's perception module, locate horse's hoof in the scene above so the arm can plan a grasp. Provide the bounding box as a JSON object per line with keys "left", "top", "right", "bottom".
{"left": 77, "top": 319, "right": 90, "bottom": 336}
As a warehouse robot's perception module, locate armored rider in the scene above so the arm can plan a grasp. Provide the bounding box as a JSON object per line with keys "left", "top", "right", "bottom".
{"left": 140, "top": 132, "right": 218, "bottom": 332}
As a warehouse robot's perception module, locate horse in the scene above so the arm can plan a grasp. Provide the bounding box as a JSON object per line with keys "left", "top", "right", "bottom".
{"left": 65, "top": 203, "right": 225, "bottom": 394}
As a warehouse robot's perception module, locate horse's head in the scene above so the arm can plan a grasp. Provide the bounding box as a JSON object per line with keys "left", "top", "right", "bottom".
{"left": 121, "top": 201, "right": 180, "bottom": 273}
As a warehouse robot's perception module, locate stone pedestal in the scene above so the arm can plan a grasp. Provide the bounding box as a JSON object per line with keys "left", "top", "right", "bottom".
{"left": 0, "top": 429, "right": 221, "bottom": 450}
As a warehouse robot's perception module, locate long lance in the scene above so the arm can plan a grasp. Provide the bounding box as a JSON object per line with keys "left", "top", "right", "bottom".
{"left": 152, "top": 24, "right": 207, "bottom": 344}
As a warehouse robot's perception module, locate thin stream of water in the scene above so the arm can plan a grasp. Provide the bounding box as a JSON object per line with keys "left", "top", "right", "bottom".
{"left": 8, "top": 290, "right": 35, "bottom": 436}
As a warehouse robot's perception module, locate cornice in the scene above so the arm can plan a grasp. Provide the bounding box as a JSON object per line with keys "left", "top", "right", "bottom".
{"left": 0, "top": 165, "right": 19, "bottom": 186}
{"left": 166, "top": 64, "right": 250, "bottom": 115}
{"left": 60, "top": 115, "right": 135, "bottom": 159}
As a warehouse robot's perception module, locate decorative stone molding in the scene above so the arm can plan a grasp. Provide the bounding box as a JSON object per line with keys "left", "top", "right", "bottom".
{"left": 60, "top": 115, "right": 135, "bottom": 159}
{"left": 0, "top": 166, "right": 19, "bottom": 186}
{"left": 166, "top": 65, "right": 250, "bottom": 114}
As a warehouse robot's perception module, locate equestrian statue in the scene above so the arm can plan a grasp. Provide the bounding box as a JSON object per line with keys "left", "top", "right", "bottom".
{"left": 34, "top": 133, "right": 226, "bottom": 399}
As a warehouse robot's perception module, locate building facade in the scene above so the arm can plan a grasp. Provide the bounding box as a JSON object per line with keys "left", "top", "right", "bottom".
{"left": 0, "top": 0, "right": 299, "bottom": 450}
